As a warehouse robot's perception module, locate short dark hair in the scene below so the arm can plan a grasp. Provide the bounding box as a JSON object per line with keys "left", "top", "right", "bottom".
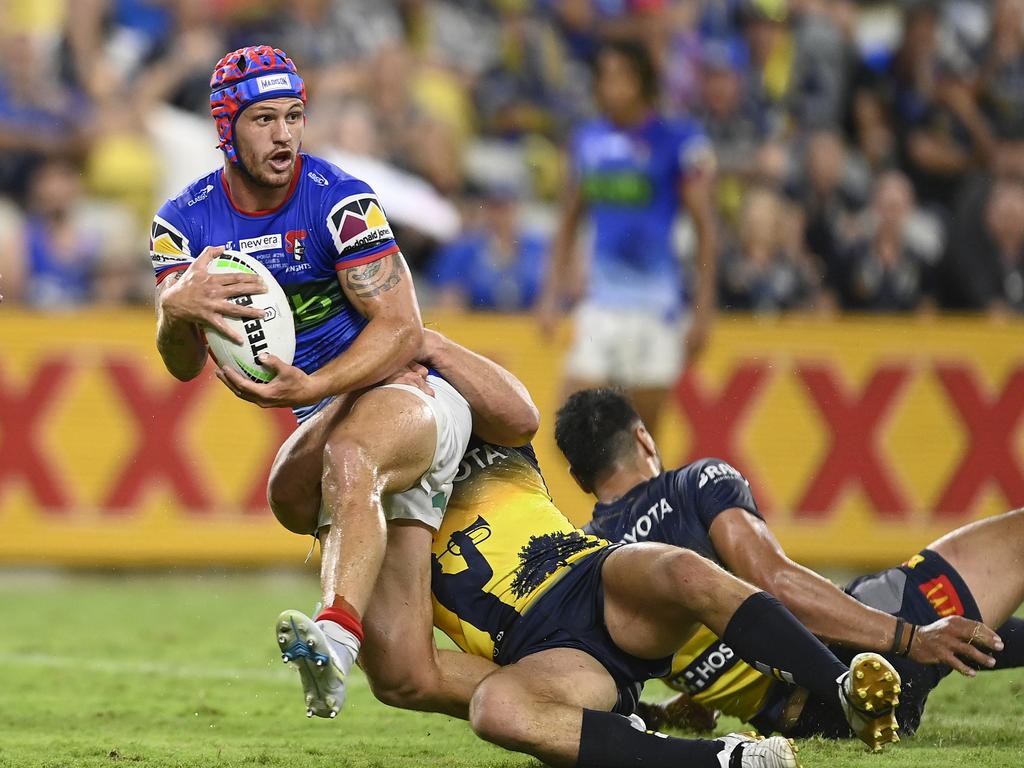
{"left": 555, "top": 388, "right": 641, "bottom": 492}
{"left": 594, "top": 41, "right": 659, "bottom": 104}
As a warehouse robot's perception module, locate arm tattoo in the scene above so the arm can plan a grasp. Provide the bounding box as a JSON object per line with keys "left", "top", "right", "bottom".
{"left": 344, "top": 256, "right": 403, "bottom": 299}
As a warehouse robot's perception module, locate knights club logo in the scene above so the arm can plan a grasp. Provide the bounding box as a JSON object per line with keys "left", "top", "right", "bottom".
{"left": 285, "top": 230, "right": 307, "bottom": 261}
{"left": 326, "top": 194, "right": 393, "bottom": 254}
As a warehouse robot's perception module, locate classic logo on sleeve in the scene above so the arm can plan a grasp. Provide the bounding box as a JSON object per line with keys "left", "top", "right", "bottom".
{"left": 326, "top": 193, "right": 394, "bottom": 256}
{"left": 149, "top": 215, "right": 192, "bottom": 267}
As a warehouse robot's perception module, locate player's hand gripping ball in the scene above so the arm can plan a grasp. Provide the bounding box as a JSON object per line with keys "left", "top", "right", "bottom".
{"left": 204, "top": 250, "right": 296, "bottom": 383}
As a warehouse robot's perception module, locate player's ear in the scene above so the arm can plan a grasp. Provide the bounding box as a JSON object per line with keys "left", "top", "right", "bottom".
{"left": 636, "top": 423, "right": 657, "bottom": 459}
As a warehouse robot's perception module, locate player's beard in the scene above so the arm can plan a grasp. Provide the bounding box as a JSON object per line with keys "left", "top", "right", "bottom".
{"left": 236, "top": 145, "right": 294, "bottom": 189}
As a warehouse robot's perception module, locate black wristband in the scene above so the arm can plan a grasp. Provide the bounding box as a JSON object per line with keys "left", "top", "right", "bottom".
{"left": 890, "top": 618, "right": 907, "bottom": 655}
{"left": 900, "top": 624, "right": 917, "bottom": 657}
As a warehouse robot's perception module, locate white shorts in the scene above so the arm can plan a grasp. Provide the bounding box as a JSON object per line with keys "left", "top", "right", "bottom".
{"left": 564, "top": 302, "right": 689, "bottom": 389}
{"left": 317, "top": 375, "right": 472, "bottom": 532}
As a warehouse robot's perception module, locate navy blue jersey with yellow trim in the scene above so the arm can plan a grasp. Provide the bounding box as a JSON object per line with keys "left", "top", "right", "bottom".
{"left": 586, "top": 458, "right": 770, "bottom": 720}
{"left": 584, "top": 458, "right": 760, "bottom": 566}
{"left": 431, "top": 439, "right": 607, "bottom": 661}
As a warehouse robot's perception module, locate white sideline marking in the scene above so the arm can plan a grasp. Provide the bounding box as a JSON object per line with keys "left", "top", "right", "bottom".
{"left": 0, "top": 652, "right": 367, "bottom": 688}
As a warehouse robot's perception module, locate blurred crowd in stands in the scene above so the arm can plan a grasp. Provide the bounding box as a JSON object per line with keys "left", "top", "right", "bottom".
{"left": 1, "top": 0, "right": 1023, "bottom": 315}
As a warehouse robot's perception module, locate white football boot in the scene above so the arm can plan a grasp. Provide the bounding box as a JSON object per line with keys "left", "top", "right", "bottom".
{"left": 276, "top": 609, "right": 346, "bottom": 719}
{"left": 716, "top": 733, "right": 801, "bottom": 768}
{"left": 838, "top": 652, "right": 901, "bottom": 751}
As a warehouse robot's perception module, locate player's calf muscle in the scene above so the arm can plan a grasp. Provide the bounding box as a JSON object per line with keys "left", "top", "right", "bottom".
{"left": 365, "top": 663, "right": 440, "bottom": 710}
{"left": 267, "top": 436, "right": 324, "bottom": 533}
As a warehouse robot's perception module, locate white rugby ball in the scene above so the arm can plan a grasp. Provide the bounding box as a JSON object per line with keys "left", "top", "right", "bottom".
{"left": 204, "top": 249, "right": 296, "bottom": 383}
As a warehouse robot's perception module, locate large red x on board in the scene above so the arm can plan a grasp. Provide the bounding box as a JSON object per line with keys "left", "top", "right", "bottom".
{"left": 103, "top": 359, "right": 212, "bottom": 512}
{"left": 674, "top": 363, "right": 773, "bottom": 511}
{"left": 796, "top": 363, "right": 911, "bottom": 518}
{"left": 244, "top": 408, "right": 297, "bottom": 514}
{"left": 934, "top": 364, "right": 1024, "bottom": 517}
{"left": 0, "top": 359, "right": 72, "bottom": 511}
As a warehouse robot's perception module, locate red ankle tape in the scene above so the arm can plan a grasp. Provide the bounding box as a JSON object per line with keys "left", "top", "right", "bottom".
{"left": 315, "top": 605, "right": 364, "bottom": 643}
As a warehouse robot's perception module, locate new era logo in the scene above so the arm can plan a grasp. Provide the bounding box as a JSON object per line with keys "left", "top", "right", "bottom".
{"left": 238, "top": 234, "right": 282, "bottom": 252}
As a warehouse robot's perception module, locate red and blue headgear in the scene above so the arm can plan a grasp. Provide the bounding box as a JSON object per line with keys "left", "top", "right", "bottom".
{"left": 210, "top": 45, "right": 307, "bottom": 164}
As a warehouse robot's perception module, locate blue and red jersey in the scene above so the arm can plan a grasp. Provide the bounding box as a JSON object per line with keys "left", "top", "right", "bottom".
{"left": 150, "top": 153, "right": 399, "bottom": 418}
{"left": 570, "top": 115, "right": 712, "bottom": 318}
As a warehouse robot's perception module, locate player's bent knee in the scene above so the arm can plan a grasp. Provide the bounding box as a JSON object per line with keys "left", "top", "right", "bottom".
{"left": 266, "top": 449, "right": 320, "bottom": 535}
{"left": 469, "top": 678, "right": 528, "bottom": 748}
{"left": 321, "top": 436, "right": 376, "bottom": 497}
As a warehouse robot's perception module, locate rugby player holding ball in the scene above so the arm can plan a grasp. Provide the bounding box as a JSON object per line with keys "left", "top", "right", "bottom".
{"left": 148, "top": 45, "right": 489, "bottom": 720}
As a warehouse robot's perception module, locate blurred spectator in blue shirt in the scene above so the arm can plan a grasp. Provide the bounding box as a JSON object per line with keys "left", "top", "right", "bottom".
{"left": 660, "top": 0, "right": 705, "bottom": 114}
{"left": 694, "top": 37, "right": 772, "bottom": 223}
{"left": 0, "top": 31, "right": 88, "bottom": 202}
{"left": 547, "top": 0, "right": 668, "bottom": 63}
{"left": 430, "top": 185, "right": 547, "bottom": 311}
{"left": 0, "top": 159, "right": 140, "bottom": 309}
{"left": 475, "top": 5, "right": 575, "bottom": 139}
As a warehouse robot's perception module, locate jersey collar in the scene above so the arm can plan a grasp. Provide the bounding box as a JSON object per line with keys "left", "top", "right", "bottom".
{"left": 220, "top": 154, "right": 304, "bottom": 217}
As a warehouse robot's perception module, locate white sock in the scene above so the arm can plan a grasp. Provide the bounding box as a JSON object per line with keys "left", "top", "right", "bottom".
{"left": 316, "top": 620, "right": 360, "bottom": 676}
{"left": 837, "top": 670, "right": 851, "bottom": 706}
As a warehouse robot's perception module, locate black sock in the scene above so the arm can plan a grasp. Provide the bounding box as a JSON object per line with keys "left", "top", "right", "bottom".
{"left": 990, "top": 617, "right": 1024, "bottom": 670}
{"left": 576, "top": 709, "right": 722, "bottom": 768}
{"left": 722, "top": 591, "right": 849, "bottom": 705}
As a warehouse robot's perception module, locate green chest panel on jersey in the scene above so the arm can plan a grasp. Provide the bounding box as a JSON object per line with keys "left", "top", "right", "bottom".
{"left": 580, "top": 171, "right": 653, "bottom": 206}
{"left": 285, "top": 277, "right": 347, "bottom": 333}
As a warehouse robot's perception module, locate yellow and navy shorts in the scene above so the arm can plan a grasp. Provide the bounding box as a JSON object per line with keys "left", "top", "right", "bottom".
{"left": 753, "top": 548, "right": 981, "bottom": 738}
{"left": 494, "top": 544, "right": 674, "bottom": 716}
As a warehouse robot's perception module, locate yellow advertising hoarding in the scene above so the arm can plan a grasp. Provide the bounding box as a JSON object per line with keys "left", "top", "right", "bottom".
{"left": 0, "top": 310, "right": 1021, "bottom": 568}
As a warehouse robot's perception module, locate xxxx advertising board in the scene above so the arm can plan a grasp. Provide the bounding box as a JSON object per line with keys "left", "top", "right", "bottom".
{"left": 0, "top": 310, "right": 1021, "bottom": 568}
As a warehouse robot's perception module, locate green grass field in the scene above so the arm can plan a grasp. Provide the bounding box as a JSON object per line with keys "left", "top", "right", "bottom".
{"left": 1, "top": 572, "right": 1021, "bottom": 768}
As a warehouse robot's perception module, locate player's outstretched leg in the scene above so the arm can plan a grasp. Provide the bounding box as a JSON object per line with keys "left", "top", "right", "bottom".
{"left": 274, "top": 386, "right": 443, "bottom": 718}
{"left": 468, "top": 648, "right": 801, "bottom": 768}
{"left": 600, "top": 544, "right": 900, "bottom": 751}
{"left": 837, "top": 653, "right": 901, "bottom": 751}
{"left": 276, "top": 609, "right": 348, "bottom": 718}
{"left": 929, "top": 509, "right": 1024, "bottom": 633}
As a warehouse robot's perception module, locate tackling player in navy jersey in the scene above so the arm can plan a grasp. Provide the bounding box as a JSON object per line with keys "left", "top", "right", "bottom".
{"left": 555, "top": 388, "right": 1022, "bottom": 746}
{"left": 364, "top": 342, "right": 937, "bottom": 765}
{"left": 149, "top": 45, "right": 479, "bottom": 720}
{"left": 537, "top": 41, "right": 718, "bottom": 432}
